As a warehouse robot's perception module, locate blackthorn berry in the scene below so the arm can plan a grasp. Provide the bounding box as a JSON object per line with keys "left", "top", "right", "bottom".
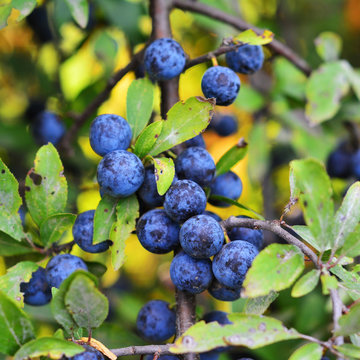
{"left": 208, "top": 279, "right": 241, "bottom": 301}
{"left": 31, "top": 111, "right": 65, "bottom": 145}
{"left": 20, "top": 267, "right": 52, "bottom": 306}
{"left": 201, "top": 66, "right": 240, "bottom": 106}
{"left": 203, "top": 211, "right": 222, "bottom": 222}
{"left": 226, "top": 44, "right": 264, "bottom": 74}
{"left": 228, "top": 216, "right": 264, "bottom": 250}
{"left": 136, "top": 299, "right": 176, "bottom": 342}
{"left": 45, "top": 254, "right": 88, "bottom": 288}
{"left": 175, "top": 147, "right": 216, "bottom": 187}
{"left": 184, "top": 134, "right": 206, "bottom": 149}
{"left": 73, "top": 210, "right": 112, "bottom": 253}
{"left": 180, "top": 215, "right": 224, "bottom": 258}
{"left": 70, "top": 344, "right": 104, "bottom": 360}
{"left": 210, "top": 114, "right": 238, "bottom": 136}
{"left": 326, "top": 143, "right": 353, "bottom": 178}
{"left": 144, "top": 38, "right": 186, "bottom": 81}
{"left": 209, "top": 171, "right": 243, "bottom": 207}
{"left": 89, "top": 114, "right": 132, "bottom": 156}
{"left": 164, "top": 180, "right": 207, "bottom": 223}
{"left": 136, "top": 209, "right": 180, "bottom": 254}
{"left": 212, "top": 241, "right": 258, "bottom": 289}
{"left": 170, "top": 252, "right": 213, "bottom": 294}
{"left": 97, "top": 150, "right": 145, "bottom": 198}
{"left": 351, "top": 149, "right": 360, "bottom": 179}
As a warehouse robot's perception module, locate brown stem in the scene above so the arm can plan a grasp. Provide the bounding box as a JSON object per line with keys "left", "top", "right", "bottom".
{"left": 173, "top": 0, "right": 312, "bottom": 76}
{"left": 330, "top": 289, "right": 344, "bottom": 358}
{"left": 111, "top": 345, "right": 172, "bottom": 357}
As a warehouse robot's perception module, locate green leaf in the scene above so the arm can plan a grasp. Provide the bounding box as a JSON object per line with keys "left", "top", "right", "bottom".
{"left": 64, "top": 274, "right": 108, "bottom": 329}
{"left": 40, "top": 213, "right": 76, "bottom": 248}
{"left": 152, "top": 157, "right": 175, "bottom": 196}
{"left": 335, "top": 344, "right": 360, "bottom": 359}
{"left": 289, "top": 343, "right": 322, "bottom": 360}
{"left": 0, "top": 261, "right": 39, "bottom": 307}
{"left": 305, "top": 61, "right": 350, "bottom": 124}
{"left": 93, "top": 194, "right": 118, "bottom": 245}
{"left": 291, "top": 225, "right": 326, "bottom": 251}
{"left": 216, "top": 138, "right": 248, "bottom": 176}
{"left": 170, "top": 313, "right": 300, "bottom": 353}
{"left": 339, "top": 224, "right": 360, "bottom": 258}
{"left": 336, "top": 303, "right": 360, "bottom": 336}
{"left": 0, "top": 0, "right": 37, "bottom": 29}
{"left": 344, "top": 64, "right": 360, "bottom": 101}
{"left": 127, "top": 78, "right": 155, "bottom": 140}
{"left": 0, "top": 157, "right": 24, "bottom": 241}
{"left": 92, "top": 30, "right": 118, "bottom": 71}
{"left": 110, "top": 195, "right": 139, "bottom": 270}
{"left": 332, "top": 182, "right": 360, "bottom": 252}
{"left": 25, "top": 144, "right": 67, "bottom": 227}
{"left": 0, "top": 232, "right": 33, "bottom": 256}
{"left": 14, "top": 337, "right": 84, "bottom": 360}
{"left": 314, "top": 31, "right": 342, "bottom": 62}
{"left": 134, "top": 121, "right": 163, "bottom": 159}
{"left": 64, "top": 0, "right": 89, "bottom": 28}
{"left": 208, "top": 195, "right": 264, "bottom": 220}
{"left": 51, "top": 270, "right": 97, "bottom": 333}
{"left": 330, "top": 265, "right": 360, "bottom": 300}
{"left": 243, "top": 291, "right": 278, "bottom": 315}
{"left": 234, "top": 83, "right": 265, "bottom": 112}
{"left": 289, "top": 159, "right": 334, "bottom": 252}
{"left": 291, "top": 269, "right": 320, "bottom": 298}
{"left": 242, "top": 244, "right": 305, "bottom": 297}
{"left": 233, "top": 29, "right": 274, "bottom": 45}
{"left": 0, "top": 291, "right": 35, "bottom": 355}
{"left": 53, "top": 328, "right": 65, "bottom": 339}
{"left": 149, "top": 97, "right": 215, "bottom": 156}
{"left": 85, "top": 261, "right": 107, "bottom": 278}
{"left": 320, "top": 274, "right": 338, "bottom": 295}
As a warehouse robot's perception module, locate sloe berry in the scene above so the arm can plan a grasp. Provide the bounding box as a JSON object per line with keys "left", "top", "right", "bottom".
{"left": 210, "top": 114, "right": 238, "bottom": 136}
{"left": 31, "top": 111, "right": 65, "bottom": 145}
{"left": 203, "top": 211, "right": 222, "bottom": 222}
{"left": 208, "top": 278, "right": 241, "bottom": 301}
{"left": 226, "top": 44, "right": 264, "bottom": 74}
{"left": 97, "top": 150, "right": 145, "bottom": 198}
{"left": 327, "top": 143, "right": 353, "bottom": 178}
{"left": 70, "top": 344, "right": 104, "bottom": 360}
{"left": 184, "top": 134, "right": 206, "bottom": 149}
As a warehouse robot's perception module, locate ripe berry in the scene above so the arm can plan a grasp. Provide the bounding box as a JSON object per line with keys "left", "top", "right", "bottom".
{"left": 228, "top": 216, "right": 264, "bottom": 250}
{"left": 45, "top": 254, "right": 88, "bottom": 288}
{"left": 351, "top": 149, "right": 360, "bottom": 179}
{"left": 208, "top": 279, "right": 241, "bottom": 301}
{"left": 144, "top": 38, "right": 186, "bottom": 81}
{"left": 212, "top": 241, "right": 258, "bottom": 289}
{"left": 20, "top": 267, "right": 52, "bottom": 306}
{"left": 226, "top": 44, "right": 264, "bottom": 74}
{"left": 203, "top": 211, "right": 222, "bottom": 222}
{"left": 327, "top": 143, "right": 353, "bottom": 178}
{"left": 180, "top": 215, "right": 224, "bottom": 258}
{"left": 175, "top": 147, "right": 216, "bottom": 187}
{"left": 89, "top": 114, "right": 132, "bottom": 156}
{"left": 164, "top": 180, "right": 206, "bottom": 223}
{"left": 97, "top": 150, "right": 145, "bottom": 198}
{"left": 136, "top": 209, "right": 180, "bottom": 254}
{"left": 70, "top": 344, "right": 104, "bottom": 360}
{"left": 210, "top": 114, "right": 238, "bottom": 136}
{"left": 201, "top": 66, "right": 240, "bottom": 106}
{"left": 73, "top": 210, "right": 112, "bottom": 253}
{"left": 136, "top": 300, "right": 176, "bottom": 342}
{"left": 170, "top": 252, "right": 213, "bottom": 294}
{"left": 209, "top": 171, "right": 243, "bottom": 207}
{"left": 184, "top": 134, "right": 206, "bottom": 149}
{"left": 31, "top": 111, "right": 65, "bottom": 145}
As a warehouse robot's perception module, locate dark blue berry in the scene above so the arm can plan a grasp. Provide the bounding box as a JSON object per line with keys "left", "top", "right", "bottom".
{"left": 89, "top": 114, "right": 132, "bottom": 156}
{"left": 136, "top": 300, "right": 176, "bottom": 342}
{"left": 70, "top": 344, "right": 104, "bottom": 360}
{"left": 31, "top": 111, "right": 65, "bottom": 145}
{"left": 351, "top": 149, "right": 360, "bottom": 179}
{"left": 180, "top": 215, "right": 224, "bottom": 258}
{"left": 201, "top": 66, "right": 240, "bottom": 106}
{"left": 170, "top": 252, "right": 213, "bottom": 294}
{"left": 210, "top": 114, "right": 238, "bottom": 136}
{"left": 203, "top": 211, "right": 221, "bottom": 222}
{"left": 327, "top": 144, "right": 353, "bottom": 179}
{"left": 20, "top": 268, "right": 52, "bottom": 306}
{"left": 97, "top": 150, "right": 145, "bottom": 198}
{"left": 175, "top": 147, "right": 216, "bottom": 187}
{"left": 45, "top": 254, "right": 88, "bottom": 288}
{"left": 164, "top": 180, "right": 207, "bottom": 223}
{"left": 73, "top": 210, "right": 112, "bottom": 253}
{"left": 208, "top": 279, "right": 241, "bottom": 301}
{"left": 226, "top": 44, "right": 264, "bottom": 74}
{"left": 212, "top": 241, "right": 258, "bottom": 289}
{"left": 144, "top": 38, "right": 186, "bottom": 81}
{"left": 209, "top": 171, "right": 243, "bottom": 207}
{"left": 184, "top": 134, "right": 206, "bottom": 149}
{"left": 136, "top": 209, "right": 180, "bottom": 254}
{"left": 228, "top": 216, "right": 264, "bottom": 250}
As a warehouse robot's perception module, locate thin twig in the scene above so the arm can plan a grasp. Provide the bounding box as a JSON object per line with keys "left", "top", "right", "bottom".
{"left": 221, "top": 216, "right": 320, "bottom": 267}
{"left": 330, "top": 289, "right": 345, "bottom": 351}
{"left": 111, "top": 345, "right": 172, "bottom": 357}
{"left": 173, "top": 0, "right": 312, "bottom": 76}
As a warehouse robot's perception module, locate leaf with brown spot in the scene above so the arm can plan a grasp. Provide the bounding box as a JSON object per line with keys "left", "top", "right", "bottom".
{"left": 134, "top": 121, "right": 164, "bottom": 159}
{"left": 152, "top": 157, "right": 175, "bottom": 196}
